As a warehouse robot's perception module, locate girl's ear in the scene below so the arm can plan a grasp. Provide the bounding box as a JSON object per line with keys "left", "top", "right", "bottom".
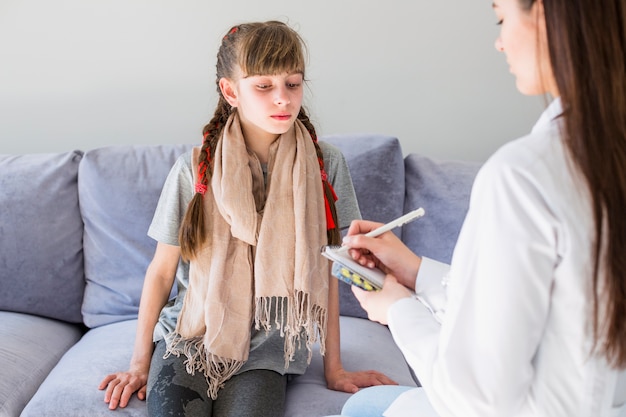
{"left": 219, "top": 78, "right": 238, "bottom": 107}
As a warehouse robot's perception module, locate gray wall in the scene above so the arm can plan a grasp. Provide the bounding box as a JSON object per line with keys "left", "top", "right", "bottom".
{"left": 0, "top": 0, "right": 545, "bottom": 161}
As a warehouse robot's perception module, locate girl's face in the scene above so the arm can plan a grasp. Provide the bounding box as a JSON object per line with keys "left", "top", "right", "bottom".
{"left": 220, "top": 71, "right": 304, "bottom": 143}
{"left": 492, "top": 0, "right": 557, "bottom": 96}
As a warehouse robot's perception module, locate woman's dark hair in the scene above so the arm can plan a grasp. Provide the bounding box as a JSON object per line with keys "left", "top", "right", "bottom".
{"left": 523, "top": 0, "right": 626, "bottom": 367}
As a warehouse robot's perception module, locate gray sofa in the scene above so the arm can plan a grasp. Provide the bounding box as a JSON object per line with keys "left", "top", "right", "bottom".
{"left": 0, "top": 135, "right": 480, "bottom": 417}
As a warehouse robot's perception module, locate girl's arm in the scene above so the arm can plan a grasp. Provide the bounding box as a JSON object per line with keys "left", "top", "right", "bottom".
{"left": 321, "top": 143, "right": 396, "bottom": 390}
{"left": 98, "top": 242, "right": 180, "bottom": 409}
{"left": 323, "top": 273, "right": 397, "bottom": 392}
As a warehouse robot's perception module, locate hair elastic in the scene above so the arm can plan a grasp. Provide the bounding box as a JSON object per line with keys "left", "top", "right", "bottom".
{"left": 195, "top": 182, "right": 207, "bottom": 195}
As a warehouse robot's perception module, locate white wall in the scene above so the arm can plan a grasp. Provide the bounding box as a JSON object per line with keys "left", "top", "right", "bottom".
{"left": 0, "top": 0, "right": 545, "bottom": 161}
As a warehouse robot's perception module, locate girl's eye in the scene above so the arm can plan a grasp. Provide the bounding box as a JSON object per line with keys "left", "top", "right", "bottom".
{"left": 496, "top": 19, "right": 503, "bottom": 25}
{"left": 287, "top": 83, "right": 301, "bottom": 88}
{"left": 257, "top": 84, "right": 271, "bottom": 89}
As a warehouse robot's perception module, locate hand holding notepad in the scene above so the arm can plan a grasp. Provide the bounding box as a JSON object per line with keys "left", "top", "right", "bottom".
{"left": 321, "top": 208, "right": 425, "bottom": 291}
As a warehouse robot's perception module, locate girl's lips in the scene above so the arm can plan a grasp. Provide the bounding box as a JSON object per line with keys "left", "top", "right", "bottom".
{"left": 271, "top": 115, "right": 291, "bottom": 121}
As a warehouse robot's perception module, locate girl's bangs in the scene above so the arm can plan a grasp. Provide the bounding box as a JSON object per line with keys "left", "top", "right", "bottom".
{"left": 239, "top": 28, "right": 306, "bottom": 76}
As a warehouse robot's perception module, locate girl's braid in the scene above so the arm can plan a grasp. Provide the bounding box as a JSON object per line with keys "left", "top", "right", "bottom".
{"left": 297, "top": 108, "right": 341, "bottom": 246}
{"left": 200, "top": 95, "right": 232, "bottom": 184}
{"left": 179, "top": 24, "right": 243, "bottom": 261}
{"left": 179, "top": 96, "right": 232, "bottom": 261}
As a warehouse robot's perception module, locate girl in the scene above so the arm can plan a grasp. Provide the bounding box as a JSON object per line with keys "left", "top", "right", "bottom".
{"left": 333, "top": 0, "right": 626, "bottom": 416}
{"left": 99, "top": 20, "right": 394, "bottom": 416}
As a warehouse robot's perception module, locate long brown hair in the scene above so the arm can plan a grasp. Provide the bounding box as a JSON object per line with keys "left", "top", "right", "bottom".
{"left": 522, "top": 0, "right": 626, "bottom": 366}
{"left": 178, "top": 21, "right": 340, "bottom": 261}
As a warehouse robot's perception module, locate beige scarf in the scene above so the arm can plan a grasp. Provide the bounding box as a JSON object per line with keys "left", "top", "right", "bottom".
{"left": 165, "top": 112, "right": 329, "bottom": 399}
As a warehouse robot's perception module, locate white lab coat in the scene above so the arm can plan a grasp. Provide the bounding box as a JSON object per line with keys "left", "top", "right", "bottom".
{"left": 385, "top": 99, "right": 626, "bottom": 417}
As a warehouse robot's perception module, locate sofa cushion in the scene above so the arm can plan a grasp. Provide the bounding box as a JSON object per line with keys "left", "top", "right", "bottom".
{"left": 22, "top": 317, "right": 415, "bottom": 417}
{"left": 79, "top": 144, "right": 193, "bottom": 328}
{"left": 322, "top": 135, "right": 405, "bottom": 319}
{"left": 402, "top": 153, "right": 481, "bottom": 263}
{"left": 0, "top": 311, "right": 83, "bottom": 417}
{"left": 20, "top": 319, "right": 146, "bottom": 417}
{"left": 285, "top": 316, "right": 417, "bottom": 416}
{"left": 0, "top": 150, "right": 84, "bottom": 323}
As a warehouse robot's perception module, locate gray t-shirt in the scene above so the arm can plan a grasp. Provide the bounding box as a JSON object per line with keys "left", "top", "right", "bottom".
{"left": 148, "top": 141, "right": 360, "bottom": 375}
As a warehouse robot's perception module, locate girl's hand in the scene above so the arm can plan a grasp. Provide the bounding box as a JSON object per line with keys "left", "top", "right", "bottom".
{"left": 352, "top": 275, "right": 413, "bottom": 325}
{"left": 343, "top": 220, "right": 421, "bottom": 290}
{"left": 98, "top": 369, "right": 148, "bottom": 410}
{"left": 326, "top": 367, "right": 398, "bottom": 393}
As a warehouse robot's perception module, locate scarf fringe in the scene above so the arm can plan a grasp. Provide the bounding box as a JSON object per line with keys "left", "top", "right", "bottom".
{"left": 163, "top": 291, "right": 327, "bottom": 399}
{"left": 163, "top": 333, "right": 244, "bottom": 400}
{"left": 254, "top": 291, "right": 328, "bottom": 368}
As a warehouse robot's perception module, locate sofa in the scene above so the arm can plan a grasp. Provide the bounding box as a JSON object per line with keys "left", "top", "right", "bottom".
{"left": 0, "top": 134, "right": 480, "bottom": 417}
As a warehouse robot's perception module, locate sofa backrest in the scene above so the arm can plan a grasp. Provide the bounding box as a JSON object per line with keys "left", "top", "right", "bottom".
{"left": 0, "top": 151, "right": 85, "bottom": 323}
{"left": 402, "top": 153, "right": 481, "bottom": 263}
{"left": 322, "top": 134, "right": 405, "bottom": 225}
{"left": 79, "top": 144, "right": 193, "bottom": 328}
{"left": 0, "top": 138, "right": 480, "bottom": 327}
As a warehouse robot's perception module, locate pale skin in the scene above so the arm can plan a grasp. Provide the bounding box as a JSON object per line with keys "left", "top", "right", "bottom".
{"left": 344, "top": 0, "right": 558, "bottom": 325}
{"left": 98, "top": 70, "right": 395, "bottom": 409}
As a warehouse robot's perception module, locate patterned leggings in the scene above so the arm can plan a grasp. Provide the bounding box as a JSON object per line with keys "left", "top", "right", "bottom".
{"left": 147, "top": 339, "right": 287, "bottom": 417}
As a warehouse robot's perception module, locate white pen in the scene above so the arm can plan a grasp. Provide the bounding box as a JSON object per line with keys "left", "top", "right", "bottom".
{"left": 336, "top": 207, "right": 425, "bottom": 254}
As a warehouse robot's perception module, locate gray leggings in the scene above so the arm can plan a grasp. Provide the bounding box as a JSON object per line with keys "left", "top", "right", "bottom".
{"left": 147, "top": 339, "right": 287, "bottom": 417}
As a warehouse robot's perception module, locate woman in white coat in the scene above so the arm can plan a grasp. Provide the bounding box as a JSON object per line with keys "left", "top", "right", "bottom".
{"left": 332, "top": 0, "right": 626, "bottom": 415}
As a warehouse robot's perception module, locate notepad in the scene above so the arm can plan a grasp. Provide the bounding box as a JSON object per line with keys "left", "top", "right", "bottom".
{"left": 321, "top": 245, "right": 386, "bottom": 291}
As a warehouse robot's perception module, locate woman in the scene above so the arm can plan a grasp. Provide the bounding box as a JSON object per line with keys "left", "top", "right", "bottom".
{"left": 333, "top": 0, "right": 626, "bottom": 416}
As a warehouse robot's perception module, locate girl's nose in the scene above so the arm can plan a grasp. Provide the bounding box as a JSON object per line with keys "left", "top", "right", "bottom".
{"left": 274, "top": 87, "right": 290, "bottom": 106}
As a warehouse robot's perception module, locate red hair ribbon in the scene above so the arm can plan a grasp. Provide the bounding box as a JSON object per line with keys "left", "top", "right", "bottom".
{"left": 323, "top": 176, "right": 338, "bottom": 230}
{"left": 195, "top": 160, "right": 209, "bottom": 195}
{"left": 223, "top": 26, "right": 238, "bottom": 39}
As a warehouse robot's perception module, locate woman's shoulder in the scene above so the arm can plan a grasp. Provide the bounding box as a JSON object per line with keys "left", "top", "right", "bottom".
{"left": 473, "top": 127, "right": 571, "bottom": 214}
{"left": 485, "top": 100, "right": 564, "bottom": 176}
{"left": 483, "top": 126, "right": 564, "bottom": 178}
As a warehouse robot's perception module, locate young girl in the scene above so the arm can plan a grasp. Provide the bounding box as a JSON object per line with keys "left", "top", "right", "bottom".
{"left": 99, "top": 20, "right": 394, "bottom": 416}
{"left": 332, "top": 0, "right": 626, "bottom": 416}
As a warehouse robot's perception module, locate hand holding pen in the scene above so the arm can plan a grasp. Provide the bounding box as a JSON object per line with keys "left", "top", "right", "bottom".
{"left": 337, "top": 208, "right": 425, "bottom": 254}
{"left": 341, "top": 208, "right": 425, "bottom": 290}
